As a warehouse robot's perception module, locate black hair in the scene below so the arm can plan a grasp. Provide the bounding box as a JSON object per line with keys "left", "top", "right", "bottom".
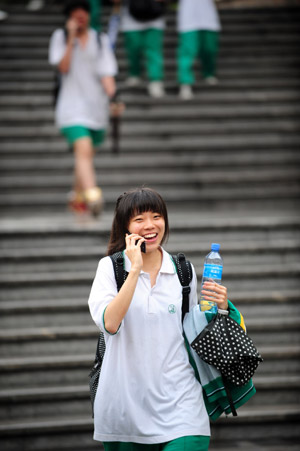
{"left": 107, "top": 187, "right": 169, "bottom": 255}
{"left": 64, "top": 0, "right": 90, "bottom": 17}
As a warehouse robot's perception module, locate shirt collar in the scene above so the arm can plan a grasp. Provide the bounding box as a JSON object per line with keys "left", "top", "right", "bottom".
{"left": 123, "top": 247, "right": 176, "bottom": 275}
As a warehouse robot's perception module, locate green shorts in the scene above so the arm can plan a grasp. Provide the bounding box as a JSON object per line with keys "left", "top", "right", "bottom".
{"left": 103, "top": 435, "right": 210, "bottom": 451}
{"left": 60, "top": 125, "right": 106, "bottom": 147}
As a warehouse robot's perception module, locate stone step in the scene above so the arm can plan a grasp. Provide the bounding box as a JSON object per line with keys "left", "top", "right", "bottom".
{"left": 1, "top": 210, "right": 298, "bottom": 230}
{"left": 0, "top": 71, "right": 297, "bottom": 97}
{"left": 1, "top": 89, "right": 299, "bottom": 107}
{"left": 0, "top": 403, "right": 298, "bottom": 451}
{"left": 2, "top": 43, "right": 300, "bottom": 59}
{"left": 1, "top": 167, "right": 299, "bottom": 192}
{"left": 3, "top": 8, "right": 300, "bottom": 24}
{"left": 5, "top": 56, "right": 298, "bottom": 67}
{"left": 3, "top": 30, "right": 300, "bottom": 48}
{"left": 1, "top": 20, "right": 299, "bottom": 35}
{"left": 0, "top": 344, "right": 298, "bottom": 389}
{"left": 1, "top": 68, "right": 299, "bottom": 86}
{"left": 1, "top": 237, "right": 298, "bottom": 261}
{"left": 1, "top": 118, "right": 299, "bottom": 140}
{"left": 0, "top": 100, "right": 300, "bottom": 119}
{"left": 1, "top": 149, "right": 299, "bottom": 173}
{"left": 1, "top": 244, "right": 299, "bottom": 274}
{"left": 0, "top": 261, "right": 299, "bottom": 292}
{"left": 1, "top": 67, "right": 299, "bottom": 85}
{"left": 3, "top": 273, "right": 298, "bottom": 304}
{"left": 1, "top": 291, "right": 299, "bottom": 329}
{"left": 0, "top": 315, "right": 299, "bottom": 358}
{"left": 1, "top": 56, "right": 299, "bottom": 72}
{"left": 1, "top": 100, "right": 300, "bottom": 124}
{"left": 0, "top": 166, "right": 299, "bottom": 185}
{"left": 0, "top": 133, "right": 299, "bottom": 156}
{"left": 0, "top": 184, "right": 299, "bottom": 213}
{"left": 2, "top": 258, "right": 299, "bottom": 289}
{"left": 0, "top": 375, "right": 299, "bottom": 422}
{"left": 3, "top": 49, "right": 300, "bottom": 61}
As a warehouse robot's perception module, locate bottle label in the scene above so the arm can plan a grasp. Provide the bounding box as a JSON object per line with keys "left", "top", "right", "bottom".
{"left": 203, "top": 264, "right": 223, "bottom": 280}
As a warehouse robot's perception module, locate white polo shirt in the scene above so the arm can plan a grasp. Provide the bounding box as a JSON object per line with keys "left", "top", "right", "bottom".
{"left": 88, "top": 248, "right": 210, "bottom": 444}
{"left": 48, "top": 30, "right": 117, "bottom": 129}
{"left": 177, "top": 0, "right": 221, "bottom": 33}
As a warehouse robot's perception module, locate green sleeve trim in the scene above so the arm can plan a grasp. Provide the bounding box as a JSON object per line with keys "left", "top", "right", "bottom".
{"left": 227, "top": 299, "right": 242, "bottom": 324}
{"left": 102, "top": 306, "right": 121, "bottom": 335}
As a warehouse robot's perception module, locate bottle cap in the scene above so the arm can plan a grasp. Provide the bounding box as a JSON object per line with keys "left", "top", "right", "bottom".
{"left": 211, "top": 243, "right": 220, "bottom": 251}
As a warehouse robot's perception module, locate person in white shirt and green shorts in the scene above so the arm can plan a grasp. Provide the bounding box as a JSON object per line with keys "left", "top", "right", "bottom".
{"left": 49, "top": 0, "right": 117, "bottom": 216}
{"left": 177, "top": 0, "right": 221, "bottom": 100}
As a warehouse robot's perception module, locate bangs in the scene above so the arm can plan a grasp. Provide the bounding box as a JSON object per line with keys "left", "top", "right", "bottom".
{"left": 128, "top": 189, "right": 166, "bottom": 218}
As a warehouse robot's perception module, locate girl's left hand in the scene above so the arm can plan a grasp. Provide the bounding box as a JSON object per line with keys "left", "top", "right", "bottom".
{"left": 201, "top": 282, "right": 228, "bottom": 310}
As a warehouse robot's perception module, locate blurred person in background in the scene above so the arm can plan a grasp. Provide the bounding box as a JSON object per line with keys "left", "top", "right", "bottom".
{"left": 48, "top": 0, "right": 117, "bottom": 216}
{"left": 112, "top": 0, "right": 167, "bottom": 98}
{"left": 177, "top": 0, "right": 221, "bottom": 100}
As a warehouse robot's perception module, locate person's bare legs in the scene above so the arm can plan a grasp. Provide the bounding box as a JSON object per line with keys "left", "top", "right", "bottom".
{"left": 73, "top": 136, "right": 96, "bottom": 190}
{"left": 73, "top": 136, "right": 103, "bottom": 216}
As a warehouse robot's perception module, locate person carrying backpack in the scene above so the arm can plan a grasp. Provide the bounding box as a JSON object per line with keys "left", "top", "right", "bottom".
{"left": 111, "top": 0, "right": 167, "bottom": 98}
{"left": 88, "top": 187, "right": 230, "bottom": 450}
{"left": 177, "top": 0, "right": 221, "bottom": 100}
{"left": 48, "top": 0, "right": 117, "bottom": 216}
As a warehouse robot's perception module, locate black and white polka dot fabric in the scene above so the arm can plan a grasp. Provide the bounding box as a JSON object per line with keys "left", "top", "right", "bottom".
{"left": 191, "top": 312, "right": 263, "bottom": 386}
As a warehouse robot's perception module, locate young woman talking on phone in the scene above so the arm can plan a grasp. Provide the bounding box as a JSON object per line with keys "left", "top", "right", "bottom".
{"left": 88, "top": 187, "right": 229, "bottom": 451}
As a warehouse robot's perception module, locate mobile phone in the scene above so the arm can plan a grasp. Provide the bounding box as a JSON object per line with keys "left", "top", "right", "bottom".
{"left": 126, "top": 231, "right": 146, "bottom": 253}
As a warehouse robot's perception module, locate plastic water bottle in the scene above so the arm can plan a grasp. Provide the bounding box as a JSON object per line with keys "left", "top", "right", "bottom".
{"left": 199, "top": 243, "right": 223, "bottom": 314}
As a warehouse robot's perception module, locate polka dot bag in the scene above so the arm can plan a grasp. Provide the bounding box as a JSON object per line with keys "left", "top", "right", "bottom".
{"left": 191, "top": 310, "right": 263, "bottom": 386}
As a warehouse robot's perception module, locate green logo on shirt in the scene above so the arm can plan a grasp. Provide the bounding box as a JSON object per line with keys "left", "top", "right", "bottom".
{"left": 168, "top": 304, "right": 176, "bottom": 314}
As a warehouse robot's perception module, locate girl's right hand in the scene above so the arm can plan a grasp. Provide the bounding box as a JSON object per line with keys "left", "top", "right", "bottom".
{"left": 66, "top": 18, "right": 78, "bottom": 38}
{"left": 125, "top": 233, "right": 145, "bottom": 272}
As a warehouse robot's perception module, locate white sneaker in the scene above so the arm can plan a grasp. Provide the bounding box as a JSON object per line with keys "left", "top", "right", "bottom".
{"left": 179, "top": 84, "right": 193, "bottom": 100}
{"left": 148, "top": 81, "right": 165, "bottom": 98}
{"left": 205, "top": 76, "right": 219, "bottom": 86}
{"left": 26, "top": 0, "right": 45, "bottom": 11}
{"left": 125, "top": 77, "right": 141, "bottom": 87}
{"left": 0, "top": 10, "right": 8, "bottom": 20}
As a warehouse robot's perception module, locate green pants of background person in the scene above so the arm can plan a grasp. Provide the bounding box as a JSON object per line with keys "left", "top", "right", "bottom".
{"left": 88, "top": 0, "right": 101, "bottom": 31}
{"left": 124, "top": 29, "right": 164, "bottom": 81}
{"left": 177, "top": 30, "right": 219, "bottom": 84}
{"left": 103, "top": 435, "right": 210, "bottom": 451}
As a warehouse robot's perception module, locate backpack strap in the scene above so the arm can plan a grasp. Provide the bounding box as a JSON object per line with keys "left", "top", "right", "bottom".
{"left": 171, "top": 253, "right": 193, "bottom": 323}
{"left": 110, "top": 251, "right": 128, "bottom": 291}
{"left": 110, "top": 251, "right": 192, "bottom": 323}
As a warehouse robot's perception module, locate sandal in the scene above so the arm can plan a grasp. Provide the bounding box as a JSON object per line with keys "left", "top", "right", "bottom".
{"left": 68, "top": 191, "right": 88, "bottom": 214}
{"left": 84, "top": 187, "right": 104, "bottom": 217}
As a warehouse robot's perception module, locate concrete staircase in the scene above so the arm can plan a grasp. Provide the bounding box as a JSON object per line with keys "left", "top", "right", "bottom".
{"left": 0, "top": 2, "right": 300, "bottom": 450}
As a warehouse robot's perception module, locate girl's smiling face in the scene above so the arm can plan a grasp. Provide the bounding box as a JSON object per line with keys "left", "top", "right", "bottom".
{"left": 127, "top": 211, "right": 165, "bottom": 252}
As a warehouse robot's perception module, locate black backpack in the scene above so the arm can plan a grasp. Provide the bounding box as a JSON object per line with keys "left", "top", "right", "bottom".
{"left": 89, "top": 251, "right": 192, "bottom": 416}
{"left": 128, "top": 0, "right": 167, "bottom": 22}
